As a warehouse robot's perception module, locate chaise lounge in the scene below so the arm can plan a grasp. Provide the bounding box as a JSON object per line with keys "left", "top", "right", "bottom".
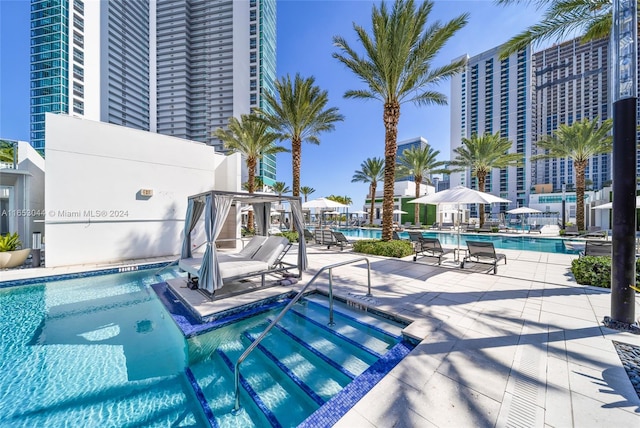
{"left": 179, "top": 235, "right": 291, "bottom": 291}
{"left": 413, "top": 237, "right": 454, "bottom": 265}
{"left": 460, "top": 240, "right": 507, "bottom": 274}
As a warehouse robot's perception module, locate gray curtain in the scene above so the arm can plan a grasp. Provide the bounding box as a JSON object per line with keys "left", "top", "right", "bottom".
{"left": 253, "top": 202, "right": 271, "bottom": 236}
{"left": 181, "top": 198, "right": 205, "bottom": 259}
{"left": 198, "top": 194, "right": 234, "bottom": 293}
{"left": 290, "top": 199, "right": 308, "bottom": 271}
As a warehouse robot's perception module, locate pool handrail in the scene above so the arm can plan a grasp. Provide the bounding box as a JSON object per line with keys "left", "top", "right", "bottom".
{"left": 232, "top": 256, "right": 372, "bottom": 413}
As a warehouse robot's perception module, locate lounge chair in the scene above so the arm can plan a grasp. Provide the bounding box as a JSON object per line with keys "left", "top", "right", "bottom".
{"left": 528, "top": 224, "right": 543, "bottom": 234}
{"left": 579, "top": 240, "right": 612, "bottom": 258}
{"left": 564, "top": 225, "right": 579, "bottom": 236}
{"left": 460, "top": 240, "right": 507, "bottom": 274}
{"left": 407, "top": 231, "right": 424, "bottom": 247}
{"left": 179, "top": 236, "right": 292, "bottom": 292}
{"left": 413, "top": 237, "right": 454, "bottom": 265}
{"left": 303, "top": 229, "right": 315, "bottom": 243}
{"left": 314, "top": 228, "right": 334, "bottom": 245}
{"left": 392, "top": 231, "right": 408, "bottom": 241}
{"left": 330, "top": 231, "right": 354, "bottom": 251}
{"left": 477, "top": 224, "right": 493, "bottom": 233}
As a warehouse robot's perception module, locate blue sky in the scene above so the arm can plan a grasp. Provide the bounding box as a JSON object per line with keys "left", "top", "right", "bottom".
{"left": 0, "top": 0, "right": 543, "bottom": 209}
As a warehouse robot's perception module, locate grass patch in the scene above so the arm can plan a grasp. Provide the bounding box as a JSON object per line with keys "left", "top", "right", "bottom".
{"left": 353, "top": 239, "right": 413, "bottom": 258}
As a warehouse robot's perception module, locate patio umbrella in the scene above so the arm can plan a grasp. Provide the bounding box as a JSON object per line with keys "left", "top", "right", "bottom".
{"left": 303, "top": 198, "right": 348, "bottom": 228}
{"left": 408, "top": 186, "right": 511, "bottom": 258}
{"left": 506, "top": 207, "right": 541, "bottom": 231}
{"left": 593, "top": 196, "right": 640, "bottom": 210}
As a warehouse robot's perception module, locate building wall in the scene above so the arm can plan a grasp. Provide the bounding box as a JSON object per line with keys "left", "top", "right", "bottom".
{"left": 532, "top": 38, "right": 611, "bottom": 191}
{"left": 43, "top": 113, "right": 241, "bottom": 267}
{"left": 450, "top": 45, "right": 532, "bottom": 214}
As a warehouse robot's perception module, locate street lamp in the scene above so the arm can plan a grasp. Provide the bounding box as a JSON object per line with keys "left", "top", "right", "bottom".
{"left": 609, "top": 0, "right": 638, "bottom": 328}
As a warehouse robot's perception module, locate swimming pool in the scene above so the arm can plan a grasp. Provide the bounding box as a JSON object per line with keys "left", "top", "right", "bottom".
{"left": 1, "top": 267, "right": 411, "bottom": 427}
{"left": 335, "top": 228, "right": 580, "bottom": 254}
{"left": 0, "top": 268, "right": 203, "bottom": 427}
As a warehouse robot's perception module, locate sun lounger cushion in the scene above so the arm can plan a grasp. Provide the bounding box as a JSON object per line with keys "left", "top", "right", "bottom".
{"left": 178, "top": 257, "right": 269, "bottom": 280}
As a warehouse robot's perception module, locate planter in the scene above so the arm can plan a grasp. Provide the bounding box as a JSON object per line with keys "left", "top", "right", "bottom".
{"left": 0, "top": 248, "right": 32, "bottom": 269}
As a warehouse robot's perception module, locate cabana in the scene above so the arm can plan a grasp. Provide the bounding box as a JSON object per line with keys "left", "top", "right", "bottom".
{"left": 179, "top": 190, "right": 308, "bottom": 296}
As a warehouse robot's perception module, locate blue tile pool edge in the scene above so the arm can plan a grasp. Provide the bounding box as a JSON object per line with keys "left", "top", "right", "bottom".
{"left": 184, "top": 368, "right": 218, "bottom": 428}
{"left": 0, "top": 261, "right": 170, "bottom": 289}
{"left": 297, "top": 340, "right": 415, "bottom": 428}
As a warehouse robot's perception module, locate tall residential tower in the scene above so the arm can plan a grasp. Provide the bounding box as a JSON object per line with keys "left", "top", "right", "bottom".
{"left": 450, "top": 46, "right": 533, "bottom": 212}
{"left": 30, "top": 0, "right": 277, "bottom": 186}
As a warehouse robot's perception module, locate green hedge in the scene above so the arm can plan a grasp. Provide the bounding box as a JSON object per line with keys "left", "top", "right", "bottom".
{"left": 275, "top": 231, "right": 299, "bottom": 243}
{"left": 571, "top": 256, "right": 640, "bottom": 288}
{"left": 352, "top": 239, "right": 413, "bottom": 258}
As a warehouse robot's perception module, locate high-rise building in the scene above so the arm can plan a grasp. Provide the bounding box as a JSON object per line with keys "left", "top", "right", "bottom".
{"left": 450, "top": 45, "right": 533, "bottom": 213}
{"left": 396, "top": 136, "right": 429, "bottom": 182}
{"left": 30, "top": 0, "right": 150, "bottom": 151}
{"left": 29, "top": 0, "right": 277, "bottom": 186}
{"left": 532, "top": 38, "right": 611, "bottom": 191}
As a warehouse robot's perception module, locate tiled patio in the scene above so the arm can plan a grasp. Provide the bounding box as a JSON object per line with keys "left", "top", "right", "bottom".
{"left": 290, "top": 244, "right": 640, "bottom": 427}
{"left": 2, "top": 242, "right": 640, "bottom": 427}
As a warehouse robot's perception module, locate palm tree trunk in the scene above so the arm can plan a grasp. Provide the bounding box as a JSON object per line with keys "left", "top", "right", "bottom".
{"left": 574, "top": 161, "right": 586, "bottom": 231}
{"left": 247, "top": 158, "right": 256, "bottom": 232}
{"left": 382, "top": 102, "right": 400, "bottom": 241}
{"left": 477, "top": 174, "right": 486, "bottom": 227}
{"left": 292, "top": 137, "right": 302, "bottom": 197}
{"left": 413, "top": 175, "right": 422, "bottom": 226}
{"left": 369, "top": 183, "right": 376, "bottom": 226}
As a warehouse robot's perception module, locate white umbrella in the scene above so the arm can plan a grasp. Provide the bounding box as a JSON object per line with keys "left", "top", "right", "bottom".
{"left": 408, "top": 186, "right": 511, "bottom": 258}
{"left": 351, "top": 210, "right": 368, "bottom": 215}
{"left": 409, "top": 186, "right": 511, "bottom": 205}
{"left": 593, "top": 196, "right": 640, "bottom": 210}
{"left": 506, "top": 207, "right": 541, "bottom": 215}
{"left": 507, "top": 207, "right": 541, "bottom": 232}
{"left": 324, "top": 210, "right": 341, "bottom": 215}
{"left": 302, "top": 197, "right": 348, "bottom": 209}
{"left": 392, "top": 209, "right": 408, "bottom": 214}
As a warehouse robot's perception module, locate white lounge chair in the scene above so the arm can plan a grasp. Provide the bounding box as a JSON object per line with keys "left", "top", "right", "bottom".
{"left": 179, "top": 236, "right": 291, "bottom": 292}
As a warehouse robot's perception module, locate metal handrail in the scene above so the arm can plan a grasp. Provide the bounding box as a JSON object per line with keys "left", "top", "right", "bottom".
{"left": 232, "top": 257, "right": 372, "bottom": 412}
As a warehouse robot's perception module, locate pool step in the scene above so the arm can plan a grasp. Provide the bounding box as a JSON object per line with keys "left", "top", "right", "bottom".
{"left": 186, "top": 300, "right": 403, "bottom": 427}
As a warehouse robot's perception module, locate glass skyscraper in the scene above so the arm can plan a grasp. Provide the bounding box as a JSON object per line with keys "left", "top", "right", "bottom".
{"left": 29, "top": 0, "right": 278, "bottom": 186}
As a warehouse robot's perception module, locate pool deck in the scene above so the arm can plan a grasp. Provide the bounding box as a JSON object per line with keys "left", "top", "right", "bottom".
{"left": 2, "top": 243, "right": 640, "bottom": 427}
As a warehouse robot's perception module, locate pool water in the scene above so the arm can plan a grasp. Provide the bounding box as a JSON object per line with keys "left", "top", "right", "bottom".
{"left": 335, "top": 228, "right": 580, "bottom": 254}
{"left": 1, "top": 269, "right": 410, "bottom": 427}
{"left": 187, "top": 295, "right": 404, "bottom": 427}
{"left": 0, "top": 270, "right": 205, "bottom": 427}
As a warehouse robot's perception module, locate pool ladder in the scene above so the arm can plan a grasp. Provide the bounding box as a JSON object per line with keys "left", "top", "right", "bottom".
{"left": 232, "top": 256, "right": 372, "bottom": 413}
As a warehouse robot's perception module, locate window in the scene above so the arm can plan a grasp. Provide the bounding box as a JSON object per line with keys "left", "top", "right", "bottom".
{"left": 250, "top": 52, "right": 256, "bottom": 63}
{"left": 250, "top": 38, "right": 256, "bottom": 49}
{"left": 250, "top": 80, "right": 257, "bottom": 91}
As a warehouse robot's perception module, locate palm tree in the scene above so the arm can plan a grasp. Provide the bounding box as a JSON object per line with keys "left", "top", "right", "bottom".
{"left": 327, "top": 195, "right": 352, "bottom": 205}
{"left": 271, "top": 181, "right": 291, "bottom": 197}
{"left": 449, "top": 132, "right": 523, "bottom": 227}
{"left": 213, "top": 114, "right": 288, "bottom": 232}
{"left": 396, "top": 145, "right": 446, "bottom": 226}
{"left": 256, "top": 74, "right": 344, "bottom": 198}
{"left": 333, "top": 0, "right": 468, "bottom": 240}
{"left": 533, "top": 117, "right": 613, "bottom": 230}
{"left": 300, "top": 186, "right": 316, "bottom": 202}
{"left": 242, "top": 177, "right": 264, "bottom": 192}
{"left": 352, "top": 157, "right": 385, "bottom": 226}
{"left": 497, "top": 0, "right": 629, "bottom": 58}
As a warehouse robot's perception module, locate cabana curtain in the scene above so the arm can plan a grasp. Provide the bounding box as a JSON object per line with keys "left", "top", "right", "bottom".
{"left": 198, "top": 194, "right": 234, "bottom": 293}
{"left": 180, "top": 190, "right": 308, "bottom": 295}
{"left": 181, "top": 198, "right": 205, "bottom": 259}
{"left": 253, "top": 202, "right": 271, "bottom": 236}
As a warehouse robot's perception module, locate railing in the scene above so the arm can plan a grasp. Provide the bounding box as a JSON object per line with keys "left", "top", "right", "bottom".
{"left": 232, "top": 257, "right": 372, "bottom": 412}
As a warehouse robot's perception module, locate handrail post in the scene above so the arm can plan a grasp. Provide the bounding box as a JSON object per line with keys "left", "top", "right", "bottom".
{"left": 328, "top": 268, "right": 335, "bottom": 326}
{"left": 365, "top": 258, "right": 372, "bottom": 297}
{"left": 232, "top": 256, "right": 372, "bottom": 413}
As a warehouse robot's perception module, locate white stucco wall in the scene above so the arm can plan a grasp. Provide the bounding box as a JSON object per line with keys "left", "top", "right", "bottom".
{"left": 44, "top": 113, "right": 241, "bottom": 267}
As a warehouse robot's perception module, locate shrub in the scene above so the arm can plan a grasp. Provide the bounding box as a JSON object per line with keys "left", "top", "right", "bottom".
{"left": 0, "top": 232, "right": 22, "bottom": 252}
{"left": 352, "top": 239, "right": 413, "bottom": 258}
{"left": 571, "top": 257, "right": 640, "bottom": 288}
{"left": 276, "top": 231, "right": 299, "bottom": 243}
